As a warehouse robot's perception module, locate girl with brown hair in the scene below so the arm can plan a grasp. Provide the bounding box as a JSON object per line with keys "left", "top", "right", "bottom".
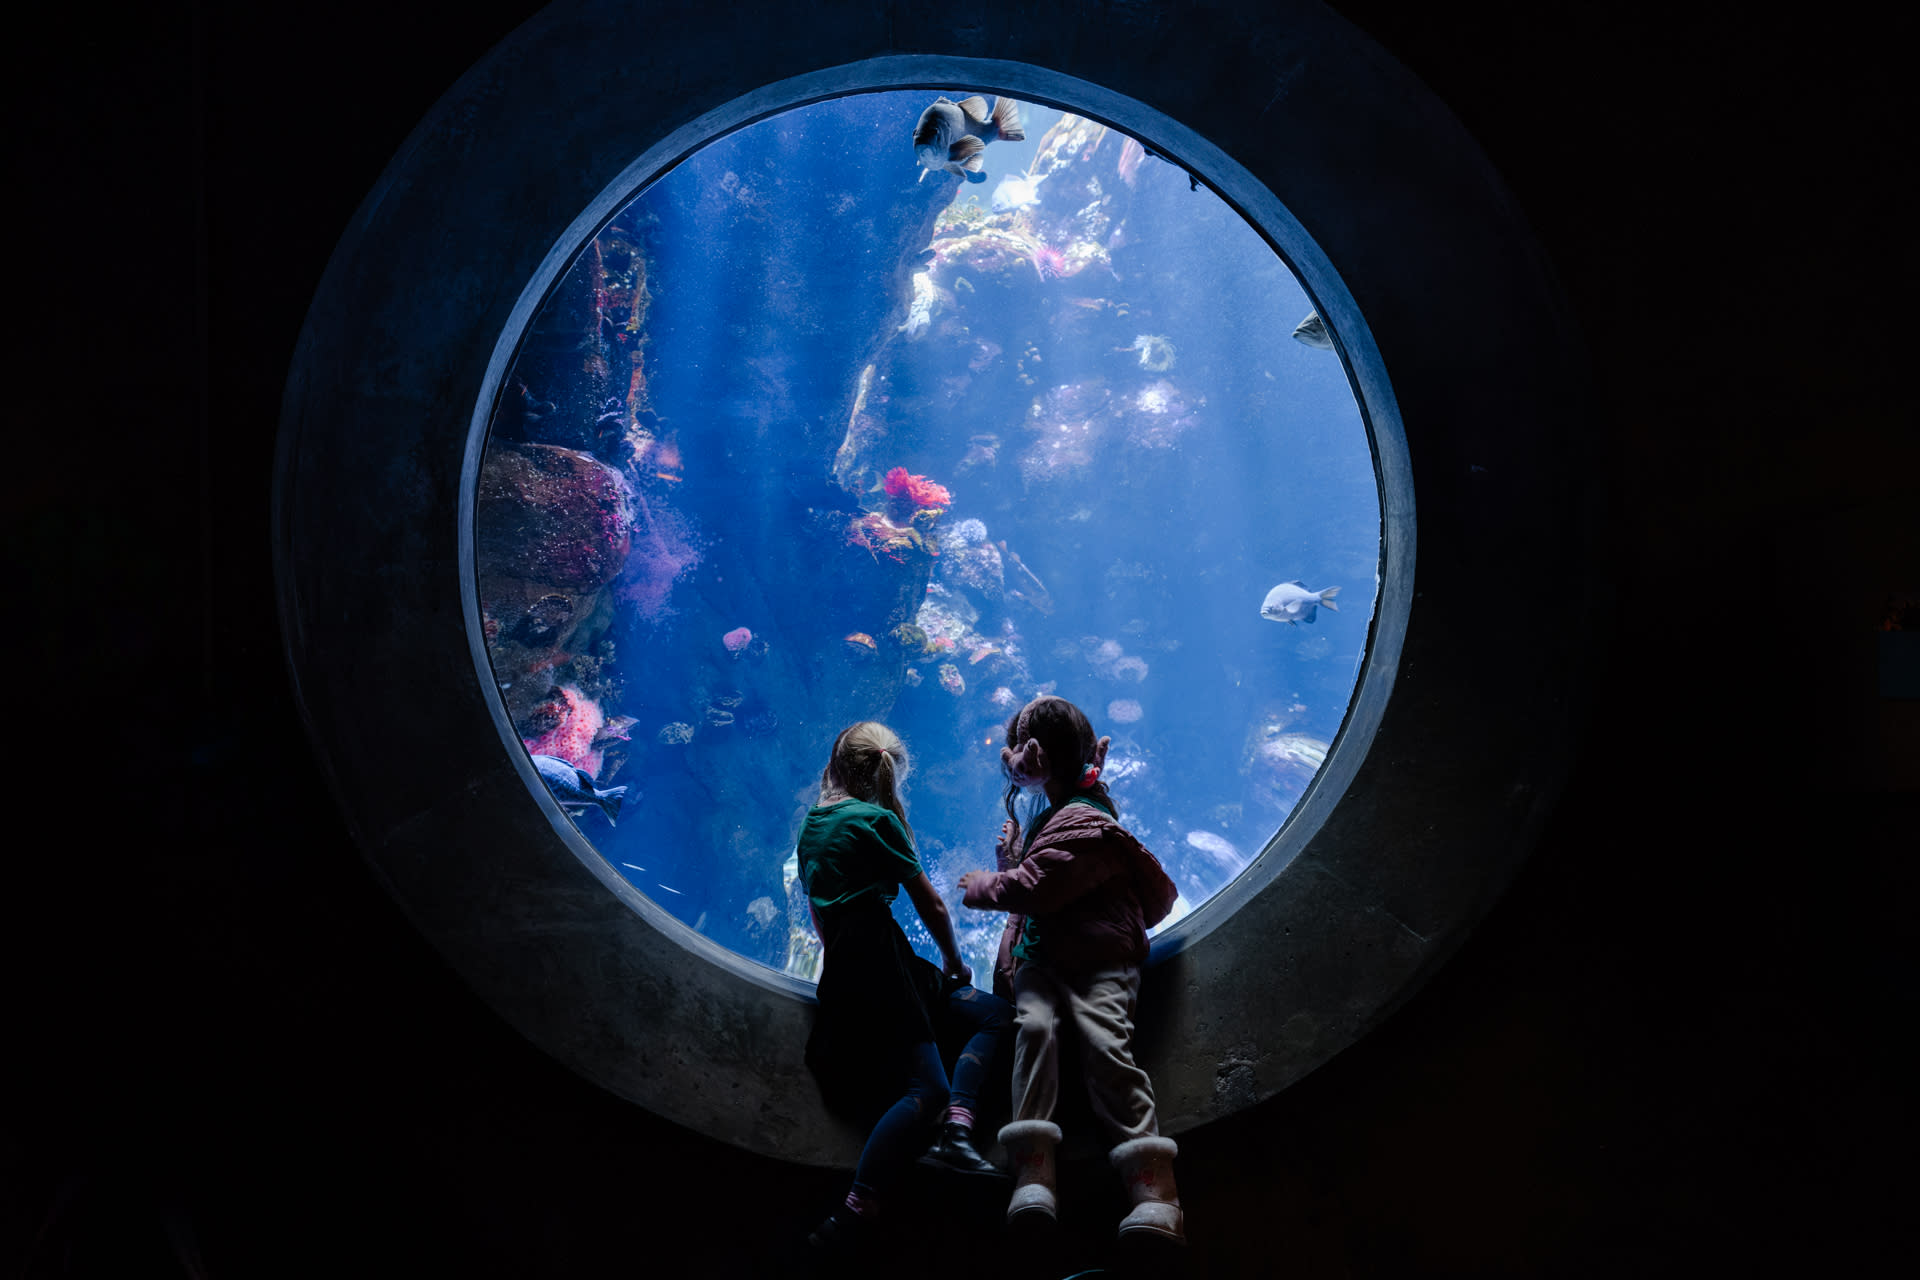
{"left": 957, "top": 695, "right": 1186, "bottom": 1246}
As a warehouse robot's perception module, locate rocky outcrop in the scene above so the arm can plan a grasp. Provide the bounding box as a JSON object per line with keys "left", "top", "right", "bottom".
{"left": 476, "top": 443, "right": 634, "bottom": 591}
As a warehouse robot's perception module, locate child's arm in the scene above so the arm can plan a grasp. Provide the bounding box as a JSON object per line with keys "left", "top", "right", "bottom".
{"left": 959, "top": 827, "right": 1119, "bottom": 915}
{"left": 955, "top": 816, "right": 1023, "bottom": 910}
{"left": 903, "top": 872, "right": 972, "bottom": 985}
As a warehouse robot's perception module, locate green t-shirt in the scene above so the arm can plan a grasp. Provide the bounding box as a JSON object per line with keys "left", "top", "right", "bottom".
{"left": 1013, "top": 792, "right": 1116, "bottom": 966}
{"left": 798, "top": 798, "right": 923, "bottom": 917}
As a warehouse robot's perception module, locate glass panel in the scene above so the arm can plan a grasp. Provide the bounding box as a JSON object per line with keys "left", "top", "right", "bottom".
{"left": 474, "top": 91, "right": 1379, "bottom": 982}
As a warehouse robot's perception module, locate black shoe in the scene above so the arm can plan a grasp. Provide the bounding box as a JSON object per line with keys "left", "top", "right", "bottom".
{"left": 806, "top": 1210, "right": 867, "bottom": 1252}
{"left": 916, "top": 1123, "right": 1006, "bottom": 1177}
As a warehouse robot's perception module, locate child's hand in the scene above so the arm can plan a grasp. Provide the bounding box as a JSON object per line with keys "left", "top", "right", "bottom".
{"left": 993, "top": 818, "right": 1020, "bottom": 867}
{"left": 943, "top": 956, "right": 973, "bottom": 987}
{"left": 958, "top": 870, "right": 990, "bottom": 899}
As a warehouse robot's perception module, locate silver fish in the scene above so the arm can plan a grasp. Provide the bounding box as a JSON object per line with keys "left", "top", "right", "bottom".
{"left": 991, "top": 170, "right": 1047, "bottom": 211}
{"left": 1291, "top": 311, "right": 1333, "bottom": 350}
{"left": 532, "top": 753, "right": 628, "bottom": 824}
{"left": 914, "top": 95, "right": 1025, "bottom": 184}
{"left": 1260, "top": 580, "right": 1341, "bottom": 625}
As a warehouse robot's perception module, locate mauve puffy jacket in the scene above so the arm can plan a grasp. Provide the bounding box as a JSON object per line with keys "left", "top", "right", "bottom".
{"left": 963, "top": 801, "right": 1179, "bottom": 997}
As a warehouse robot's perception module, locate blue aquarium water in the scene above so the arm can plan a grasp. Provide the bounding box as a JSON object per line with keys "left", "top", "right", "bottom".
{"left": 475, "top": 92, "right": 1379, "bottom": 983}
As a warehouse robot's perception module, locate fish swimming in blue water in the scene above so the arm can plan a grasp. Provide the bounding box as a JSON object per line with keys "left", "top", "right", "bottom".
{"left": 914, "top": 95, "right": 1025, "bottom": 184}
{"left": 1291, "top": 311, "right": 1333, "bottom": 350}
{"left": 991, "top": 170, "right": 1048, "bottom": 211}
{"left": 532, "top": 753, "right": 628, "bottom": 823}
{"left": 1260, "top": 580, "right": 1341, "bottom": 625}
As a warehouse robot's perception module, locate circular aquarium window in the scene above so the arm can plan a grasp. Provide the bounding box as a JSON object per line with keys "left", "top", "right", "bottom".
{"left": 283, "top": 1, "right": 1592, "bottom": 1163}
{"left": 473, "top": 91, "right": 1382, "bottom": 985}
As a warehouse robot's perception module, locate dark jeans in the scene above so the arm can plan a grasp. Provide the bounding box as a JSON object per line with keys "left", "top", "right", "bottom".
{"left": 852, "top": 984, "right": 1011, "bottom": 1198}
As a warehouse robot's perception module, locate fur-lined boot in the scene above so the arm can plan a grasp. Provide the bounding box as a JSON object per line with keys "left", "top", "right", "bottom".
{"left": 998, "top": 1119, "right": 1063, "bottom": 1224}
{"left": 1111, "top": 1135, "right": 1185, "bottom": 1244}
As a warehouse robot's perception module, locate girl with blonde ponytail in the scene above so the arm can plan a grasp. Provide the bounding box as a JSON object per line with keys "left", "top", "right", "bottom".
{"left": 799, "top": 723, "right": 1012, "bottom": 1255}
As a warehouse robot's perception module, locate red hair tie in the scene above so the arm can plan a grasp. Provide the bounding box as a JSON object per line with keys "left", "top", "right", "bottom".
{"left": 1078, "top": 735, "right": 1112, "bottom": 790}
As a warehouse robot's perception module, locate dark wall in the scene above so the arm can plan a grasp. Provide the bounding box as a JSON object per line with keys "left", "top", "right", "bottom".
{"left": 15, "top": 2, "right": 1911, "bottom": 1275}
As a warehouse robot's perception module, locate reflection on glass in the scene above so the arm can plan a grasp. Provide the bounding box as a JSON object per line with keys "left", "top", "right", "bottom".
{"left": 475, "top": 92, "right": 1379, "bottom": 982}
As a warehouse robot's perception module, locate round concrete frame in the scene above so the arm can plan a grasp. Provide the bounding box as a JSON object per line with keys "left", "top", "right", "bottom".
{"left": 276, "top": 0, "right": 1596, "bottom": 1167}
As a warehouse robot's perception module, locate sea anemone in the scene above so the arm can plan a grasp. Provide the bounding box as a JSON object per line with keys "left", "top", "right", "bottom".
{"left": 884, "top": 466, "right": 952, "bottom": 510}
{"left": 1031, "top": 243, "right": 1067, "bottom": 282}
{"left": 1131, "top": 333, "right": 1176, "bottom": 372}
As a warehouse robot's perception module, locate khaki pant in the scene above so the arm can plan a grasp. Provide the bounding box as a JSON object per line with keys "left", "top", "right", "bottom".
{"left": 1010, "top": 963, "right": 1159, "bottom": 1145}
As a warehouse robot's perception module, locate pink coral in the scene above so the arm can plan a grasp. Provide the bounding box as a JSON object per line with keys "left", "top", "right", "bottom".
{"left": 722, "top": 626, "right": 752, "bottom": 654}
{"left": 523, "top": 683, "right": 607, "bottom": 777}
{"left": 884, "top": 466, "right": 952, "bottom": 510}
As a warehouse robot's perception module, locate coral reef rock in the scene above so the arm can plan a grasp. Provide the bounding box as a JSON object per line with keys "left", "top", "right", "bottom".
{"left": 522, "top": 683, "right": 610, "bottom": 777}
{"left": 478, "top": 443, "right": 635, "bottom": 591}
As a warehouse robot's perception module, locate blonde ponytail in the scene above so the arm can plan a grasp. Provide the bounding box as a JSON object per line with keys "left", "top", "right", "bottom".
{"left": 819, "top": 722, "right": 915, "bottom": 846}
